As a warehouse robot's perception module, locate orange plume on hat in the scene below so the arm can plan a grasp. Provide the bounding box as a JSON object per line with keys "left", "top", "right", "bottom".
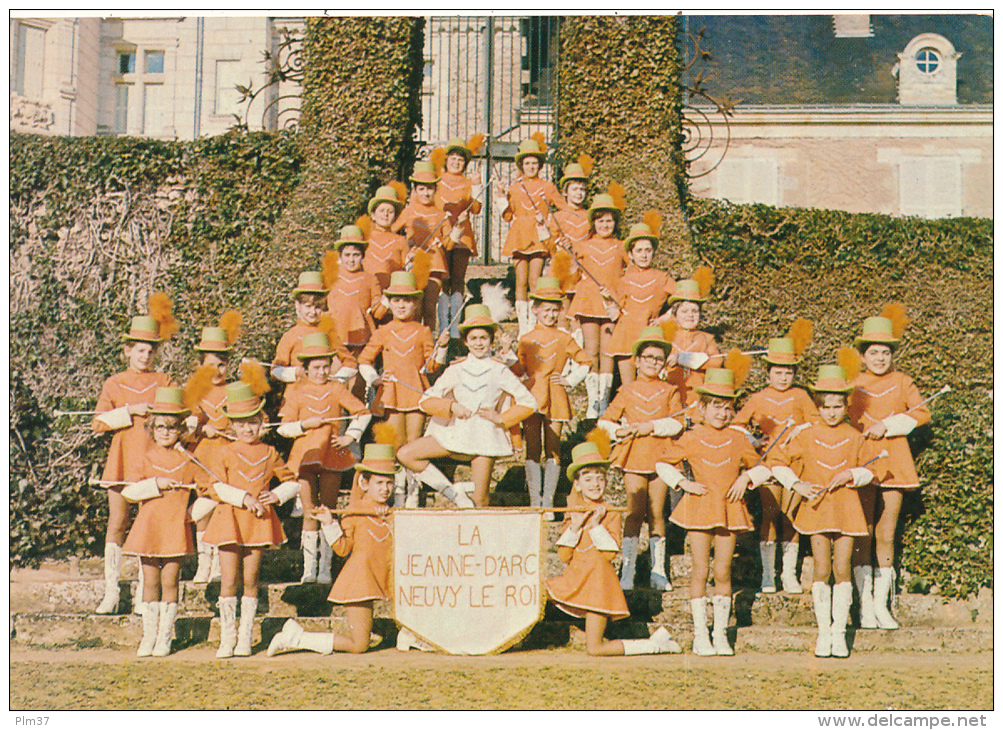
{"left": 642, "top": 210, "right": 663, "bottom": 237}
{"left": 578, "top": 153, "right": 594, "bottom": 177}
{"left": 239, "top": 359, "right": 270, "bottom": 397}
{"left": 551, "top": 249, "right": 575, "bottom": 291}
{"left": 317, "top": 314, "right": 336, "bottom": 339}
{"left": 466, "top": 133, "right": 485, "bottom": 156}
{"left": 389, "top": 181, "right": 408, "bottom": 203}
{"left": 355, "top": 214, "right": 373, "bottom": 239}
{"left": 373, "top": 421, "right": 398, "bottom": 446}
{"left": 429, "top": 146, "right": 446, "bottom": 176}
{"left": 660, "top": 318, "right": 678, "bottom": 343}
{"left": 607, "top": 181, "right": 626, "bottom": 211}
{"left": 586, "top": 427, "right": 611, "bottom": 460}
{"left": 321, "top": 250, "right": 340, "bottom": 289}
{"left": 530, "top": 131, "right": 547, "bottom": 151}
{"left": 694, "top": 266, "right": 715, "bottom": 298}
{"left": 218, "top": 310, "right": 242, "bottom": 346}
{"left": 147, "top": 292, "right": 179, "bottom": 341}
{"left": 183, "top": 364, "right": 217, "bottom": 411}
{"left": 787, "top": 317, "right": 814, "bottom": 357}
{"left": 725, "top": 347, "right": 752, "bottom": 388}
{"left": 880, "top": 302, "right": 910, "bottom": 339}
{"left": 411, "top": 249, "right": 432, "bottom": 291}
{"left": 838, "top": 346, "right": 862, "bottom": 382}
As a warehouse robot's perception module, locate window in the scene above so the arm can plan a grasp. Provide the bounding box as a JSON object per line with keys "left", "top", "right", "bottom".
{"left": 915, "top": 48, "right": 940, "bottom": 75}
{"left": 14, "top": 23, "right": 46, "bottom": 98}
{"left": 118, "top": 52, "right": 136, "bottom": 74}
{"left": 214, "top": 60, "right": 243, "bottom": 116}
{"left": 145, "top": 51, "right": 164, "bottom": 74}
{"left": 114, "top": 84, "right": 130, "bottom": 134}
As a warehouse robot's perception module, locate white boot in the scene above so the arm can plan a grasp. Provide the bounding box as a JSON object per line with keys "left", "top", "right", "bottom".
{"left": 525, "top": 460, "right": 542, "bottom": 508}
{"left": 317, "top": 530, "right": 333, "bottom": 583}
{"left": 597, "top": 373, "right": 613, "bottom": 416}
{"left": 780, "top": 541, "right": 803, "bottom": 594}
{"left": 811, "top": 582, "right": 832, "bottom": 657}
{"left": 152, "top": 602, "right": 178, "bottom": 657}
{"left": 584, "top": 372, "right": 600, "bottom": 419}
{"left": 267, "top": 618, "right": 334, "bottom": 656}
{"left": 418, "top": 463, "right": 473, "bottom": 508}
{"left": 542, "top": 459, "right": 559, "bottom": 521}
{"left": 622, "top": 626, "right": 682, "bottom": 655}
{"left": 649, "top": 535, "right": 671, "bottom": 591}
{"left": 193, "top": 531, "right": 212, "bottom": 584}
{"left": 216, "top": 596, "right": 238, "bottom": 658}
{"left": 209, "top": 545, "right": 221, "bottom": 582}
{"left": 95, "top": 542, "right": 122, "bottom": 614}
{"left": 619, "top": 536, "right": 639, "bottom": 590}
{"left": 873, "top": 567, "right": 900, "bottom": 630}
{"left": 396, "top": 627, "right": 435, "bottom": 652}
{"left": 393, "top": 469, "right": 408, "bottom": 509}
{"left": 711, "top": 594, "right": 734, "bottom": 655}
{"left": 759, "top": 540, "right": 777, "bottom": 593}
{"left": 234, "top": 596, "right": 257, "bottom": 656}
{"left": 515, "top": 301, "right": 529, "bottom": 338}
{"left": 854, "top": 565, "right": 877, "bottom": 629}
{"left": 299, "top": 530, "right": 319, "bottom": 583}
{"left": 572, "top": 328, "right": 584, "bottom": 348}
{"left": 830, "top": 582, "right": 853, "bottom": 657}
{"left": 690, "top": 597, "right": 715, "bottom": 656}
{"left": 137, "top": 601, "right": 160, "bottom": 657}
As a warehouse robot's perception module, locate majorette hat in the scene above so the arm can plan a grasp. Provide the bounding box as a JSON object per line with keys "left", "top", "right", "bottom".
{"left": 409, "top": 160, "right": 441, "bottom": 185}
{"left": 587, "top": 193, "right": 622, "bottom": 224}
{"left": 195, "top": 327, "right": 230, "bottom": 354}
{"left": 223, "top": 381, "right": 264, "bottom": 419}
{"left": 122, "top": 316, "right": 163, "bottom": 344}
{"left": 445, "top": 136, "right": 473, "bottom": 163}
{"left": 632, "top": 325, "right": 673, "bottom": 358}
{"left": 384, "top": 270, "right": 423, "bottom": 298}
{"left": 334, "top": 224, "right": 369, "bottom": 253}
{"left": 559, "top": 163, "right": 588, "bottom": 189}
{"left": 514, "top": 138, "right": 547, "bottom": 165}
{"left": 695, "top": 368, "right": 740, "bottom": 399}
{"left": 623, "top": 222, "right": 659, "bottom": 252}
{"left": 354, "top": 443, "right": 398, "bottom": 476}
{"left": 566, "top": 441, "right": 610, "bottom": 482}
{"left": 367, "top": 184, "right": 406, "bottom": 215}
{"left": 295, "top": 332, "right": 337, "bottom": 362}
{"left": 667, "top": 279, "right": 705, "bottom": 306}
{"left": 528, "top": 276, "right": 566, "bottom": 303}
{"left": 148, "top": 386, "right": 191, "bottom": 417}
{"left": 854, "top": 317, "right": 899, "bottom": 350}
{"left": 291, "top": 271, "right": 328, "bottom": 297}
{"left": 808, "top": 365, "right": 853, "bottom": 394}
{"left": 458, "top": 303, "right": 499, "bottom": 335}
{"left": 763, "top": 338, "right": 801, "bottom": 366}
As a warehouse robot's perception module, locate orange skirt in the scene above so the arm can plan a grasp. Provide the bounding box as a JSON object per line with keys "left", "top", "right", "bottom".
{"left": 568, "top": 279, "right": 611, "bottom": 321}
{"left": 547, "top": 550, "right": 629, "bottom": 620}
{"left": 793, "top": 487, "right": 868, "bottom": 537}
{"left": 203, "top": 503, "right": 286, "bottom": 548}
{"left": 287, "top": 427, "right": 357, "bottom": 474}
{"left": 879, "top": 437, "right": 922, "bottom": 490}
{"left": 122, "top": 490, "right": 194, "bottom": 558}
{"left": 607, "top": 311, "right": 650, "bottom": 357}
{"left": 670, "top": 486, "right": 753, "bottom": 532}
{"left": 503, "top": 215, "right": 551, "bottom": 257}
{"left": 610, "top": 434, "right": 663, "bottom": 475}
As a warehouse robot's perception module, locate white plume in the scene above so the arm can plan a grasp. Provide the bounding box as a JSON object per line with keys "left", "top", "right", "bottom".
{"left": 480, "top": 283, "right": 513, "bottom": 324}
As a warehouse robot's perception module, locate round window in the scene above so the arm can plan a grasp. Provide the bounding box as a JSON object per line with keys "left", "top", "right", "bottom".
{"left": 915, "top": 48, "right": 941, "bottom": 74}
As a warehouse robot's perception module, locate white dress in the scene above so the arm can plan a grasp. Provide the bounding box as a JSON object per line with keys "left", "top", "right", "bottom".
{"left": 421, "top": 355, "right": 537, "bottom": 457}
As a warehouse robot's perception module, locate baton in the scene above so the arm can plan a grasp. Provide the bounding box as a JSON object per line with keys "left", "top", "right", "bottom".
{"left": 810, "top": 450, "right": 890, "bottom": 507}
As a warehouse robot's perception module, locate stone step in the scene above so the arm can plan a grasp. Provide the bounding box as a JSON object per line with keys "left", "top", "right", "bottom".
{"left": 11, "top": 612, "right": 991, "bottom": 655}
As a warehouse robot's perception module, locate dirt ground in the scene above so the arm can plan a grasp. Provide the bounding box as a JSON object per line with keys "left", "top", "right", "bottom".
{"left": 10, "top": 646, "right": 992, "bottom": 711}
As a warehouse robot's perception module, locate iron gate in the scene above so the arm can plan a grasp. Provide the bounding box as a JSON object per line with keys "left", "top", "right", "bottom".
{"left": 415, "top": 15, "right": 560, "bottom": 264}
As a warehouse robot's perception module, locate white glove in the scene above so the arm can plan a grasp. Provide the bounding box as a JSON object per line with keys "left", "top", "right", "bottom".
{"left": 596, "top": 419, "right": 620, "bottom": 441}
{"left": 213, "top": 481, "right": 248, "bottom": 509}
{"left": 333, "top": 366, "right": 357, "bottom": 382}
{"left": 536, "top": 223, "right": 551, "bottom": 241}
{"left": 655, "top": 462, "right": 685, "bottom": 489}
{"left": 882, "top": 413, "right": 918, "bottom": 438}
{"left": 344, "top": 414, "right": 372, "bottom": 442}
{"left": 589, "top": 525, "right": 619, "bottom": 552}
{"left": 359, "top": 364, "right": 380, "bottom": 388}
{"left": 848, "top": 467, "right": 875, "bottom": 487}
{"left": 277, "top": 421, "right": 305, "bottom": 438}
{"left": 651, "top": 417, "right": 683, "bottom": 438}
{"left": 676, "top": 351, "right": 709, "bottom": 370}
{"left": 185, "top": 414, "right": 199, "bottom": 431}
{"left": 121, "top": 477, "right": 161, "bottom": 502}
{"left": 271, "top": 365, "right": 298, "bottom": 383}
{"left": 321, "top": 520, "right": 344, "bottom": 545}
{"left": 555, "top": 526, "right": 582, "bottom": 548}
{"left": 95, "top": 406, "right": 132, "bottom": 430}
{"left": 564, "top": 360, "right": 590, "bottom": 389}
{"left": 771, "top": 466, "right": 800, "bottom": 490}
{"left": 746, "top": 464, "right": 773, "bottom": 487}
{"left": 450, "top": 226, "right": 463, "bottom": 243}
{"left": 190, "top": 497, "right": 218, "bottom": 522}
{"left": 271, "top": 480, "right": 301, "bottom": 505}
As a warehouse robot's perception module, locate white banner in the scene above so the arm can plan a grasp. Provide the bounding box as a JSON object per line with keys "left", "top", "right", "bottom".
{"left": 393, "top": 510, "right": 545, "bottom": 655}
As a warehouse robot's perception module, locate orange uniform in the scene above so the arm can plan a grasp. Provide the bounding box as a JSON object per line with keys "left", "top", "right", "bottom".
{"left": 434, "top": 171, "right": 481, "bottom": 256}
{"left": 849, "top": 370, "right": 930, "bottom": 490}
{"left": 770, "top": 421, "right": 884, "bottom": 537}
{"left": 600, "top": 375, "right": 683, "bottom": 474}
{"left": 511, "top": 325, "right": 592, "bottom": 422}
{"left": 122, "top": 444, "right": 198, "bottom": 558}
{"left": 327, "top": 495, "right": 392, "bottom": 604}
{"left": 666, "top": 329, "right": 723, "bottom": 406}
{"left": 279, "top": 380, "right": 369, "bottom": 474}
{"left": 393, "top": 200, "right": 450, "bottom": 276}
{"left": 607, "top": 266, "right": 676, "bottom": 357}
{"left": 203, "top": 441, "right": 295, "bottom": 547}
{"left": 733, "top": 385, "right": 819, "bottom": 443}
{"left": 358, "top": 319, "right": 440, "bottom": 413}
{"left": 190, "top": 382, "right": 231, "bottom": 496}
{"left": 665, "top": 424, "right": 759, "bottom": 532}
{"left": 501, "top": 177, "right": 564, "bottom": 257}
{"left": 274, "top": 321, "right": 356, "bottom": 370}
{"left": 547, "top": 503, "right": 630, "bottom": 620}
{"left": 92, "top": 369, "right": 173, "bottom": 481}
{"left": 549, "top": 207, "right": 589, "bottom": 249}
{"left": 325, "top": 270, "right": 385, "bottom": 352}
{"left": 566, "top": 235, "right": 627, "bottom": 321}
{"left": 364, "top": 228, "right": 410, "bottom": 291}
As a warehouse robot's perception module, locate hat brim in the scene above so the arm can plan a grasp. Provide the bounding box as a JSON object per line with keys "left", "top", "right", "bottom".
{"left": 854, "top": 336, "right": 899, "bottom": 350}
{"left": 195, "top": 343, "right": 234, "bottom": 353}
{"left": 566, "top": 457, "right": 610, "bottom": 482}
{"left": 121, "top": 334, "right": 163, "bottom": 344}
{"left": 695, "top": 384, "right": 739, "bottom": 399}
{"left": 515, "top": 151, "right": 546, "bottom": 165}
{"left": 355, "top": 461, "right": 398, "bottom": 476}
{"left": 529, "top": 291, "right": 565, "bottom": 303}
{"left": 808, "top": 382, "right": 853, "bottom": 394}
{"left": 667, "top": 294, "right": 705, "bottom": 306}
{"left": 296, "top": 349, "right": 337, "bottom": 362}
{"left": 624, "top": 234, "right": 658, "bottom": 252}
{"left": 224, "top": 402, "right": 265, "bottom": 419}
{"left": 588, "top": 207, "right": 622, "bottom": 223}
{"left": 458, "top": 320, "right": 499, "bottom": 335}
{"left": 292, "top": 288, "right": 328, "bottom": 297}
{"left": 385, "top": 288, "right": 423, "bottom": 298}
{"left": 409, "top": 174, "right": 441, "bottom": 185}
{"left": 368, "top": 197, "right": 404, "bottom": 216}
{"left": 335, "top": 240, "right": 368, "bottom": 252}
{"left": 632, "top": 339, "right": 672, "bottom": 357}
{"left": 559, "top": 174, "right": 588, "bottom": 189}
{"left": 762, "top": 355, "right": 801, "bottom": 366}
{"left": 149, "top": 406, "right": 191, "bottom": 418}
{"left": 445, "top": 145, "right": 472, "bottom": 162}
